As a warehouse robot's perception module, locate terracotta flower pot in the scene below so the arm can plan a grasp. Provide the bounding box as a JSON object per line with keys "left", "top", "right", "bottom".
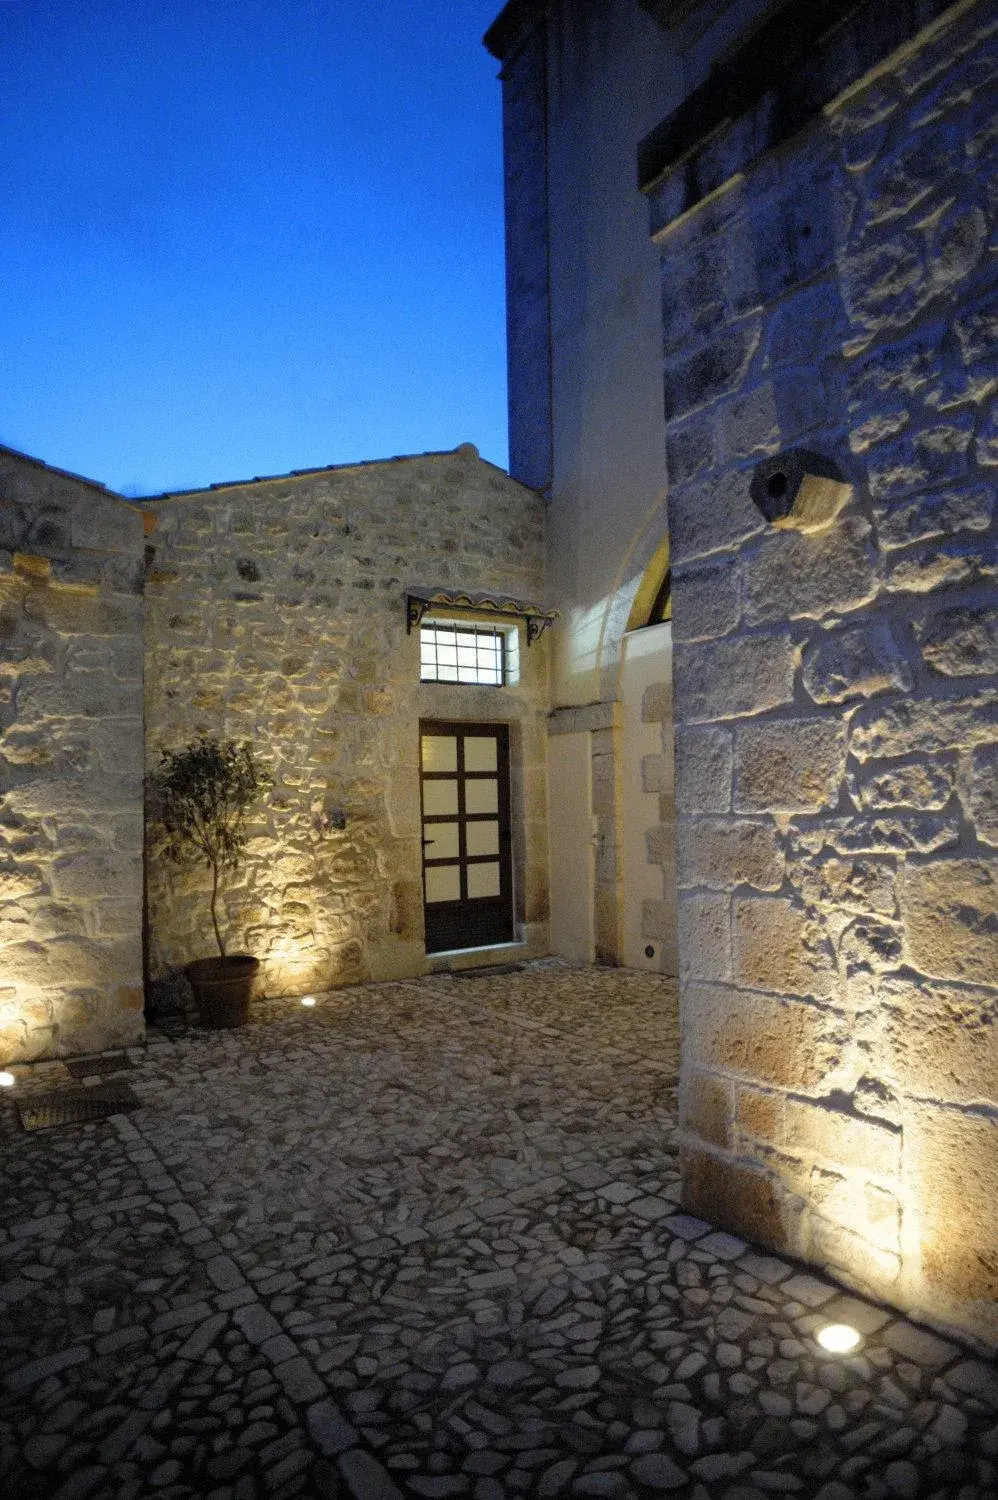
{"left": 186, "top": 955, "right": 259, "bottom": 1029}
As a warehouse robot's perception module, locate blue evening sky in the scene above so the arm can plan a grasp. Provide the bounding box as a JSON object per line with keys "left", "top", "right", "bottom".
{"left": 1, "top": 0, "right": 507, "bottom": 495}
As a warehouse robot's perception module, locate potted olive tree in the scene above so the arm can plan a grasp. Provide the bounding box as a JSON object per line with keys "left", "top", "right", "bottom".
{"left": 150, "top": 735, "right": 271, "bottom": 1028}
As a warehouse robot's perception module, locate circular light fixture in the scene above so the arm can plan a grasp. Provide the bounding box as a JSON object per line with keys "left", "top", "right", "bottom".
{"left": 300, "top": 995, "right": 316, "bottom": 1008}
{"left": 816, "top": 1323, "right": 861, "bottom": 1354}
{"left": 0, "top": 1071, "right": 15, "bottom": 1088}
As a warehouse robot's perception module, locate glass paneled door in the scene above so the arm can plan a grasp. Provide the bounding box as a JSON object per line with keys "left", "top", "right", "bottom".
{"left": 420, "top": 721, "right": 514, "bottom": 953}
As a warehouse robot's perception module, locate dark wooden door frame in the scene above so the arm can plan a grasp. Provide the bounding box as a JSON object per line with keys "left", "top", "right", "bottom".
{"left": 420, "top": 720, "right": 514, "bottom": 954}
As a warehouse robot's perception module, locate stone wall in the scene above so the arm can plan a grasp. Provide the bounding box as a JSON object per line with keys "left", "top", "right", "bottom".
{"left": 647, "top": 0, "right": 997, "bottom": 1346}
{"left": 494, "top": 4, "right": 553, "bottom": 497}
{"left": 638, "top": 659, "right": 679, "bottom": 976}
{"left": 0, "top": 446, "right": 146, "bottom": 1062}
{"left": 144, "top": 446, "right": 550, "bottom": 999}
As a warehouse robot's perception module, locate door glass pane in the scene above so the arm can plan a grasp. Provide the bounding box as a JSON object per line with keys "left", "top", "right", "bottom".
{"left": 467, "top": 862, "right": 501, "bottom": 898}
{"left": 425, "top": 865, "right": 461, "bottom": 903}
{"left": 466, "top": 820, "right": 499, "bottom": 857}
{"left": 424, "top": 822, "right": 459, "bottom": 859}
{"left": 423, "top": 779, "right": 458, "bottom": 816}
{"left": 422, "top": 735, "right": 457, "bottom": 772}
{"left": 464, "top": 737, "right": 498, "bottom": 773}
{"left": 465, "top": 778, "right": 498, "bottom": 815}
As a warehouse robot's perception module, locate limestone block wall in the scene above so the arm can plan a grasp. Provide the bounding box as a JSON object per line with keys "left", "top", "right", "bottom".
{"left": 144, "top": 447, "right": 550, "bottom": 998}
{"left": 638, "top": 663, "right": 678, "bottom": 976}
{"left": 647, "top": 0, "right": 997, "bottom": 1345}
{"left": 0, "top": 447, "right": 146, "bottom": 1062}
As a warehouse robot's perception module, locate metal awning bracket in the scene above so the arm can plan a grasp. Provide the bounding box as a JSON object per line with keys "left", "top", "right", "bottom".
{"left": 405, "top": 588, "right": 558, "bottom": 645}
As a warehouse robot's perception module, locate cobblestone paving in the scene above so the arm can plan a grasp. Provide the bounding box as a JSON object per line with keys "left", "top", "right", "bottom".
{"left": 1, "top": 961, "right": 996, "bottom": 1500}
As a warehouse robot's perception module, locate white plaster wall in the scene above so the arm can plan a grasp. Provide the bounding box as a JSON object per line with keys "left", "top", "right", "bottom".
{"left": 495, "top": 0, "right": 774, "bottom": 960}
{"left": 534, "top": 0, "right": 778, "bottom": 709}
{"left": 543, "top": 0, "right": 678, "bottom": 708}
{"left": 547, "top": 729, "right": 594, "bottom": 961}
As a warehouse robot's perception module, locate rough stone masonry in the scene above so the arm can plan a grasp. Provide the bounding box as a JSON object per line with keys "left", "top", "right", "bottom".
{"left": 0, "top": 447, "right": 146, "bottom": 1063}
{"left": 646, "top": 0, "right": 997, "bottom": 1348}
{"left": 144, "top": 446, "right": 550, "bottom": 1001}
{"left": 0, "top": 442, "right": 550, "bottom": 1056}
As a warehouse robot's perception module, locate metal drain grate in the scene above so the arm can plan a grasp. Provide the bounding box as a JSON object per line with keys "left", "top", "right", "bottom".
{"left": 450, "top": 963, "right": 524, "bottom": 979}
{"left": 65, "top": 1053, "right": 134, "bottom": 1081}
{"left": 16, "top": 1083, "right": 141, "bottom": 1132}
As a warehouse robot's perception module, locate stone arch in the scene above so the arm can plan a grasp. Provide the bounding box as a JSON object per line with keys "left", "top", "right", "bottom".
{"left": 625, "top": 532, "right": 671, "bottom": 633}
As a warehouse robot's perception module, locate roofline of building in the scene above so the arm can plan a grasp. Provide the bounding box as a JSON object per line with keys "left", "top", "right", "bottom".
{"left": 483, "top": 0, "right": 545, "bottom": 61}
{"left": 483, "top": 0, "right": 688, "bottom": 58}
{"left": 0, "top": 441, "right": 149, "bottom": 515}
{"left": 149, "top": 444, "right": 537, "bottom": 502}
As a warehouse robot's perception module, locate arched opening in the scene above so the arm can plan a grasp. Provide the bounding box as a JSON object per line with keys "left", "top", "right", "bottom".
{"left": 624, "top": 534, "right": 671, "bottom": 632}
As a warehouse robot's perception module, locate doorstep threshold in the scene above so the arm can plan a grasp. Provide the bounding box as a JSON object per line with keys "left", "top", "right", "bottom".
{"left": 428, "top": 940, "right": 526, "bottom": 963}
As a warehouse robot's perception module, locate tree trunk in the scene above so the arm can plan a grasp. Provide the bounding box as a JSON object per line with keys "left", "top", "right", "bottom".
{"left": 209, "top": 858, "right": 226, "bottom": 958}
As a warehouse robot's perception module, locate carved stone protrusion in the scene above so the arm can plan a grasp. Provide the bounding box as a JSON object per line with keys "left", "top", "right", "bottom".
{"left": 750, "top": 450, "right": 852, "bottom": 533}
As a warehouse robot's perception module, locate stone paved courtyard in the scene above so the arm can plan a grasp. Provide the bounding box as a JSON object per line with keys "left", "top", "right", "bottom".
{"left": 1, "top": 961, "right": 996, "bottom": 1500}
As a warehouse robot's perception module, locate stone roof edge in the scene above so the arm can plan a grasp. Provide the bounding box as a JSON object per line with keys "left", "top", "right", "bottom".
{"left": 483, "top": 0, "right": 546, "bottom": 62}
{"left": 484, "top": 0, "right": 688, "bottom": 60}
{"left": 0, "top": 441, "right": 147, "bottom": 516}
{"left": 147, "top": 445, "right": 540, "bottom": 504}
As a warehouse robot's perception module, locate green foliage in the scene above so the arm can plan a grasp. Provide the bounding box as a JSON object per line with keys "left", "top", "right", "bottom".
{"left": 153, "top": 735, "right": 270, "bottom": 869}
{"left": 150, "top": 735, "right": 271, "bottom": 957}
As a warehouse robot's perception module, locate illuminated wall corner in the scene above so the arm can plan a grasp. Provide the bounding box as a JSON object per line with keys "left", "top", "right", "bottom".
{"left": 644, "top": 0, "right": 998, "bottom": 1348}
{"left": 0, "top": 445, "right": 146, "bottom": 1063}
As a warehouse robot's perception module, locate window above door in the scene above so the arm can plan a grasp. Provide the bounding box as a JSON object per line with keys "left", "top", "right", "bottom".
{"left": 420, "top": 620, "right": 517, "bottom": 686}
{"left": 405, "top": 586, "right": 558, "bottom": 647}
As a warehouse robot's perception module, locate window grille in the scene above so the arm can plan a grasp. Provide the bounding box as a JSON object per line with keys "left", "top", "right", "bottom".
{"left": 420, "top": 622, "right": 506, "bottom": 685}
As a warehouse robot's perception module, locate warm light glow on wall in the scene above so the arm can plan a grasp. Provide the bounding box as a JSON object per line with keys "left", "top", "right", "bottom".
{"left": 0, "top": 1071, "right": 15, "bottom": 1088}
{"left": 261, "top": 938, "right": 332, "bottom": 1000}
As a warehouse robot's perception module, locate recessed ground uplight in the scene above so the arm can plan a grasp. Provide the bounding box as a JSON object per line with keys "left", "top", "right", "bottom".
{"left": 0, "top": 1071, "right": 15, "bottom": 1088}
{"left": 816, "top": 1323, "right": 861, "bottom": 1354}
{"left": 300, "top": 995, "right": 317, "bottom": 1008}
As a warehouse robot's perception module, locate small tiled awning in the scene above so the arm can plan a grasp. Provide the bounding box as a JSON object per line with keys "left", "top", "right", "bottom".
{"left": 406, "top": 587, "right": 559, "bottom": 645}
